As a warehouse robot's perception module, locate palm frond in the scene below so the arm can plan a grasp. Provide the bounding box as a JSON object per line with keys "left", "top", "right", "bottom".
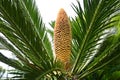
{"left": 0, "top": 66, "right": 5, "bottom": 78}
{"left": 22, "top": 0, "right": 53, "bottom": 60}
{"left": 0, "top": 0, "right": 53, "bottom": 66}
{"left": 0, "top": 52, "right": 24, "bottom": 70}
{"left": 71, "top": 0, "right": 120, "bottom": 77}
{"left": 0, "top": 0, "right": 59, "bottom": 79}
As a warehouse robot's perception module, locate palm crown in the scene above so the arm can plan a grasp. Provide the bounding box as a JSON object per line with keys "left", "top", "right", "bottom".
{"left": 0, "top": 0, "right": 120, "bottom": 80}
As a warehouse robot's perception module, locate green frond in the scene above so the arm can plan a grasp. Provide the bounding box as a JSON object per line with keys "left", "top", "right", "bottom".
{"left": 0, "top": 0, "right": 57, "bottom": 79}
{"left": 0, "top": 52, "right": 23, "bottom": 70}
{"left": 22, "top": 0, "right": 53, "bottom": 60}
{"left": 0, "top": 66, "right": 5, "bottom": 78}
{"left": 0, "top": 0, "right": 53, "bottom": 67}
{"left": 71, "top": 0, "right": 120, "bottom": 77}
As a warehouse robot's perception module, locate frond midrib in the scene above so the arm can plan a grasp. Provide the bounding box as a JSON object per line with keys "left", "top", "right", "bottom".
{"left": 71, "top": 0, "right": 102, "bottom": 74}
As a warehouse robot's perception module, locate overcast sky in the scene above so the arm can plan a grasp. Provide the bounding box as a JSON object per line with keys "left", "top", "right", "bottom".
{"left": 35, "top": 0, "right": 83, "bottom": 25}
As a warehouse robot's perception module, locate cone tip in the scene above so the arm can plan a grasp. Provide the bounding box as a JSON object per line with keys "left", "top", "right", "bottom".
{"left": 58, "top": 8, "right": 66, "bottom": 14}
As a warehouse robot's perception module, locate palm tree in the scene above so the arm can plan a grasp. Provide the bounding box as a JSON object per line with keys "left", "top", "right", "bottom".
{"left": 0, "top": 0, "right": 120, "bottom": 80}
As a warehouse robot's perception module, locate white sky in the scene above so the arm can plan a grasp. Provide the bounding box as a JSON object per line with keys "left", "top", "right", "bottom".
{"left": 0, "top": 0, "right": 83, "bottom": 69}
{"left": 35, "top": 0, "right": 83, "bottom": 25}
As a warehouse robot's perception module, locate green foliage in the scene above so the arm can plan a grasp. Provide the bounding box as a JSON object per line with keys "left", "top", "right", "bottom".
{"left": 0, "top": 0, "right": 120, "bottom": 79}
{"left": 0, "top": 66, "right": 5, "bottom": 79}
{"left": 71, "top": 0, "right": 120, "bottom": 79}
{"left": 0, "top": 0, "right": 60, "bottom": 79}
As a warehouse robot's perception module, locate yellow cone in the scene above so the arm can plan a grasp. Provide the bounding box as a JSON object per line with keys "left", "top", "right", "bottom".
{"left": 54, "top": 8, "right": 71, "bottom": 69}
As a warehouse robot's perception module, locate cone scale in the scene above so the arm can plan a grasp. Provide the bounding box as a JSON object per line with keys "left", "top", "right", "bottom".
{"left": 54, "top": 8, "right": 71, "bottom": 69}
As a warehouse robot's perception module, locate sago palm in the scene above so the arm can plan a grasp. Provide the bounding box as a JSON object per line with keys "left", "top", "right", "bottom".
{"left": 0, "top": 0, "right": 120, "bottom": 80}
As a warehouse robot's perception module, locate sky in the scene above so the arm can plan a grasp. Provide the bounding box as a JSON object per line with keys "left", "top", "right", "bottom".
{"left": 35, "top": 0, "right": 83, "bottom": 25}
{"left": 0, "top": 0, "right": 83, "bottom": 69}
